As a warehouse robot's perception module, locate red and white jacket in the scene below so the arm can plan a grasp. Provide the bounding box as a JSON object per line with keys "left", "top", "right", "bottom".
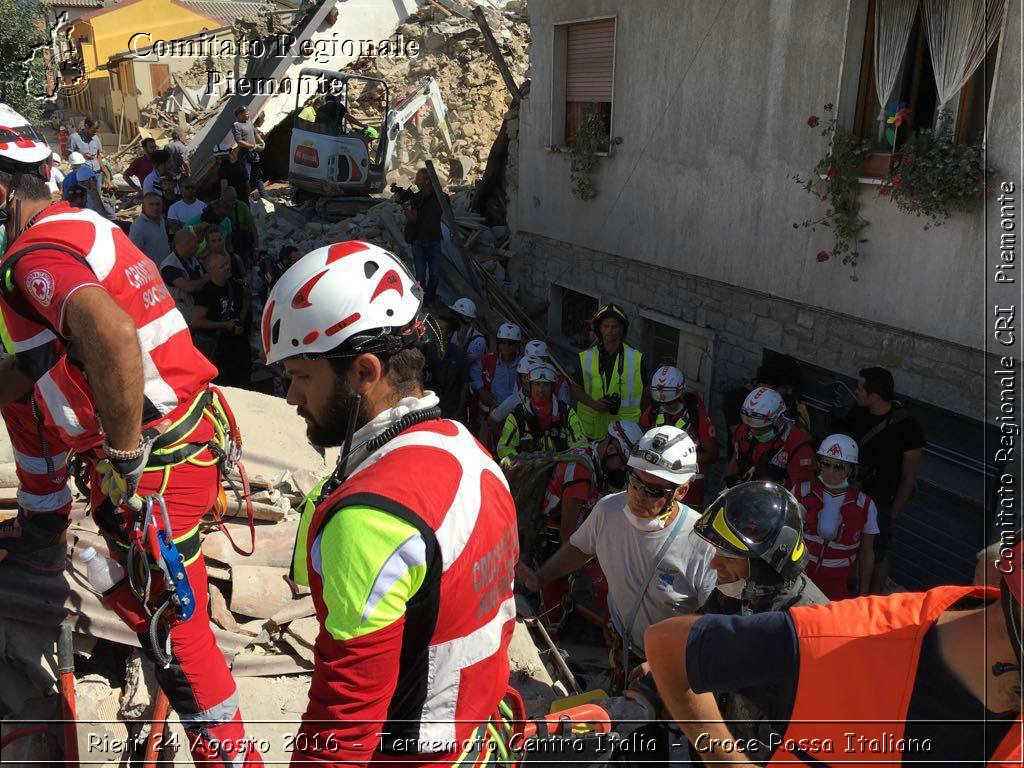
{"left": 303, "top": 419, "right": 518, "bottom": 765}
{"left": 793, "top": 480, "right": 872, "bottom": 581}
{"left": 1, "top": 203, "right": 217, "bottom": 450}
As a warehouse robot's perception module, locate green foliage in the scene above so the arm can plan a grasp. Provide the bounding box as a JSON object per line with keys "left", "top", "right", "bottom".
{"left": 792, "top": 107, "right": 871, "bottom": 271}
{"left": 880, "top": 111, "right": 992, "bottom": 225}
{"left": 0, "top": 0, "right": 47, "bottom": 122}
{"left": 569, "top": 111, "right": 605, "bottom": 201}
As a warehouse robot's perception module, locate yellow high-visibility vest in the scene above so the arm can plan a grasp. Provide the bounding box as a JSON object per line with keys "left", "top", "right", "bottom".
{"left": 576, "top": 343, "right": 643, "bottom": 440}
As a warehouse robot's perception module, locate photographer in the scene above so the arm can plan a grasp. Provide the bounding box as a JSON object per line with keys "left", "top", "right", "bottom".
{"left": 572, "top": 303, "right": 649, "bottom": 440}
{"left": 396, "top": 168, "right": 446, "bottom": 305}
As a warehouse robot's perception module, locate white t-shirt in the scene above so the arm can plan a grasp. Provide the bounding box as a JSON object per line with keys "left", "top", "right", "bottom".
{"left": 168, "top": 198, "right": 206, "bottom": 223}
{"left": 817, "top": 489, "right": 880, "bottom": 540}
{"left": 47, "top": 166, "right": 65, "bottom": 196}
{"left": 570, "top": 492, "right": 717, "bottom": 652}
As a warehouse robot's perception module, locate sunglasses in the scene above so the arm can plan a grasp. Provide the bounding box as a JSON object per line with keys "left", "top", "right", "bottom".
{"left": 818, "top": 459, "right": 849, "bottom": 472}
{"left": 627, "top": 469, "right": 677, "bottom": 499}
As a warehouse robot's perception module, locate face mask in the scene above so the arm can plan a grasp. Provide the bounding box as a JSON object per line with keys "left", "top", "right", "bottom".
{"left": 819, "top": 474, "right": 849, "bottom": 491}
{"left": 623, "top": 503, "right": 673, "bottom": 532}
{"left": 753, "top": 429, "right": 776, "bottom": 443}
{"left": 716, "top": 577, "right": 747, "bottom": 598}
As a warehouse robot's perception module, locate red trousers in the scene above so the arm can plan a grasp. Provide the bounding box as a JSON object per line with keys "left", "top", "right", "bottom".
{"left": 92, "top": 430, "right": 262, "bottom": 767}
{"left": 1, "top": 402, "right": 72, "bottom": 518}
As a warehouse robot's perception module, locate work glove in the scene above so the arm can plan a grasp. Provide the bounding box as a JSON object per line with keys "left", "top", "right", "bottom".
{"left": 96, "top": 436, "right": 155, "bottom": 512}
{"left": 362, "top": 126, "right": 379, "bottom": 139}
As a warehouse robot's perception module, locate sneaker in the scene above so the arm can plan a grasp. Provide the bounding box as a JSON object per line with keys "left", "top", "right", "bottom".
{"left": 0, "top": 510, "right": 70, "bottom": 575}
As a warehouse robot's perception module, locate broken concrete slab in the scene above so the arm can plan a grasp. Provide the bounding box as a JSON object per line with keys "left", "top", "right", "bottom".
{"left": 202, "top": 520, "right": 299, "bottom": 569}
{"left": 229, "top": 565, "right": 293, "bottom": 620}
{"left": 281, "top": 616, "right": 318, "bottom": 665}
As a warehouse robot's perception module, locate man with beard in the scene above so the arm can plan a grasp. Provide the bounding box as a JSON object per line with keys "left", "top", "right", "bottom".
{"left": 263, "top": 240, "right": 520, "bottom": 767}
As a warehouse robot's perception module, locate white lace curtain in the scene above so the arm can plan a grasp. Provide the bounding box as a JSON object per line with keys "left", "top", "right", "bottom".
{"left": 874, "top": 0, "right": 919, "bottom": 119}
{"left": 873, "top": 0, "right": 1006, "bottom": 120}
{"left": 922, "top": 0, "right": 1007, "bottom": 111}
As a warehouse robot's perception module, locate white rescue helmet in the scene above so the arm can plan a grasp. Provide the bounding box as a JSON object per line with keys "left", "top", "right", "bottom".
{"left": 517, "top": 355, "right": 544, "bottom": 375}
{"left": 741, "top": 387, "right": 786, "bottom": 429}
{"left": 0, "top": 104, "right": 52, "bottom": 173}
{"left": 817, "top": 434, "right": 859, "bottom": 465}
{"left": 67, "top": 151, "right": 87, "bottom": 167}
{"left": 528, "top": 362, "right": 557, "bottom": 384}
{"left": 650, "top": 365, "right": 685, "bottom": 403}
{"left": 607, "top": 420, "right": 644, "bottom": 456}
{"left": 524, "top": 340, "right": 549, "bottom": 357}
{"left": 497, "top": 322, "right": 521, "bottom": 342}
{"left": 262, "top": 241, "right": 424, "bottom": 366}
{"left": 627, "top": 425, "right": 698, "bottom": 485}
{"left": 448, "top": 297, "right": 476, "bottom": 320}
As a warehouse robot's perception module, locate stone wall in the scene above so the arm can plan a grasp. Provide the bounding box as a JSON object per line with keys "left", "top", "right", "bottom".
{"left": 508, "top": 232, "right": 997, "bottom": 425}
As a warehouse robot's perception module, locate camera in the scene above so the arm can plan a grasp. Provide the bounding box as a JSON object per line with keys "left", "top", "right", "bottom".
{"left": 390, "top": 182, "right": 415, "bottom": 204}
{"left": 604, "top": 393, "right": 621, "bottom": 415}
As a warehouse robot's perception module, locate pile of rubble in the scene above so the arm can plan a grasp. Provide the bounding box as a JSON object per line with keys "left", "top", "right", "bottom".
{"left": 0, "top": 387, "right": 563, "bottom": 765}
{"left": 345, "top": 1, "right": 529, "bottom": 188}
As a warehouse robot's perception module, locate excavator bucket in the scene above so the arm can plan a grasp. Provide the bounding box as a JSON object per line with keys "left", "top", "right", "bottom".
{"left": 450, "top": 155, "right": 474, "bottom": 181}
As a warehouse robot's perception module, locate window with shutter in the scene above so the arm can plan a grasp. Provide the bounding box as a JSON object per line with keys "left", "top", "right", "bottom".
{"left": 558, "top": 18, "right": 615, "bottom": 147}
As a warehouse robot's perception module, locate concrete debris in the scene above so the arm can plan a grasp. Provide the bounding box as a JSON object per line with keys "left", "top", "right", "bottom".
{"left": 281, "top": 616, "right": 319, "bottom": 665}
{"left": 230, "top": 564, "right": 295, "bottom": 619}
{"left": 119, "top": 651, "right": 158, "bottom": 721}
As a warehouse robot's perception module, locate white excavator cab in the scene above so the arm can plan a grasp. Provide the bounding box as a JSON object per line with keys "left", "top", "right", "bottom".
{"left": 288, "top": 68, "right": 456, "bottom": 198}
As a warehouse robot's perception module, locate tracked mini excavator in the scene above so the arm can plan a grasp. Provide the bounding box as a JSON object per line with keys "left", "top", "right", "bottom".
{"left": 288, "top": 68, "right": 469, "bottom": 216}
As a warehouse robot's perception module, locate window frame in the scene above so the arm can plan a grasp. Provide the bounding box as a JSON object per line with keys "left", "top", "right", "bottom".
{"left": 551, "top": 15, "right": 617, "bottom": 152}
{"left": 639, "top": 308, "right": 716, "bottom": 403}
{"left": 548, "top": 282, "right": 601, "bottom": 352}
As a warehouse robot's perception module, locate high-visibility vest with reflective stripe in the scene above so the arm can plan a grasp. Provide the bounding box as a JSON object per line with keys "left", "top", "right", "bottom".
{"left": 770, "top": 586, "right": 1021, "bottom": 767}
{"left": 794, "top": 481, "right": 871, "bottom": 582}
{"left": 576, "top": 343, "right": 643, "bottom": 439}
{"left": 291, "top": 476, "right": 329, "bottom": 588}
{"left": 2, "top": 204, "right": 218, "bottom": 450}
{"left": 303, "top": 419, "right": 518, "bottom": 757}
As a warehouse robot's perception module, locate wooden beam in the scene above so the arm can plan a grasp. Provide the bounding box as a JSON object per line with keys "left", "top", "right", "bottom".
{"left": 425, "top": 159, "right": 481, "bottom": 294}
{"left": 471, "top": 6, "right": 522, "bottom": 103}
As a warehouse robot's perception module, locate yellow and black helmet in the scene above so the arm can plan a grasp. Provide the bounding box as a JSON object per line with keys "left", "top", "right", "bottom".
{"left": 695, "top": 481, "right": 808, "bottom": 584}
{"left": 591, "top": 303, "right": 630, "bottom": 334}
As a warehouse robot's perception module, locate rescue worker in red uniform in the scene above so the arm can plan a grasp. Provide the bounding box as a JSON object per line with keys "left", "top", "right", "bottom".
{"left": 792, "top": 434, "right": 879, "bottom": 600}
{"left": 263, "top": 240, "right": 520, "bottom": 766}
{"left": 724, "top": 386, "right": 814, "bottom": 488}
{"left": 0, "top": 299, "right": 73, "bottom": 573}
{"left": 647, "top": 538, "right": 1024, "bottom": 767}
{"left": 640, "top": 365, "right": 718, "bottom": 509}
{"left": 534, "top": 419, "right": 643, "bottom": 632}
{"left": 0, "top": 129, "right": 262, "bottom": 766}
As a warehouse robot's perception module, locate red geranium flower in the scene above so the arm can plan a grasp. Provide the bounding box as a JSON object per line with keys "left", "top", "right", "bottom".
{"left": 926, "top": 177, "right": 935, "bottom": 185}
{"left": 816, "top": 250, "right": 829, "bottom": 262}
{"left": 827, "top": 169, "right": 839, "bottom": 181}
{"left": 901, "top": 154, "right": 914, "bottom": 167}
{"left": 879, "top": 187, "right": 891, "bottom": 197}
{"left": 807, "top": 115, "right": 820, "bottom": 128}
{"left": 823, "top": 103, "right": 834, "bottom": 111}
{"left": 891, "top": 175, "right": 902, "bottom": 187}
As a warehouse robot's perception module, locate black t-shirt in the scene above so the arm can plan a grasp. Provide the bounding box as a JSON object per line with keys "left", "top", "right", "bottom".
{"left": 409, "top": 190, "right": 444, "bottom": 243}
{"left": 218, "top": 158, "right": 249, "bottom": 196}
{"left": 842, "top": 405, "right": 925, "bottom": 502}
{"left": 424, "top": 341, "right": 469, "bottom": 419}
{"left": 196, "top": 279, "right": 243, "bottom": 324}
{"left": 687, "top": 604, "right": 1016, "bottom": 765}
